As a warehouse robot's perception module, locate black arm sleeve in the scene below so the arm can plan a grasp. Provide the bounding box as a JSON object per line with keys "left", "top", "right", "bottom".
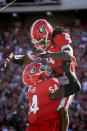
{"left": 63, "top": 71, "right": 81, "bottom": 97}
{"left": 49, "top": 52, "right": 71, "bottom": 61}
{"left": 12, "top": 55, "right": 24, "bottom": 65}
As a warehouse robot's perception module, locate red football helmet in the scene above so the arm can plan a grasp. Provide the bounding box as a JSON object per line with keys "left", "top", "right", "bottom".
{"left": 22, "top": 62, "right": 52, "bottom": 87}
{"left": 30, "top": 19, "right": 53, "bottom": 51}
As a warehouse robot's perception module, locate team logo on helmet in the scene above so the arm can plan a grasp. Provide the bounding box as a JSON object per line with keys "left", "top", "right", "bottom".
{"left": 39, "top": 25, "right": 45, "bottom": 33}
{"left": 22, "top": 62, "right": 52, "bottom": 87}
{"left": 30, "top": 67, "right": 36, "bottom": 75}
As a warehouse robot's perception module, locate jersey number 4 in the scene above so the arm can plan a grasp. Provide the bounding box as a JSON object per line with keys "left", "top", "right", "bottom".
{"left": 29, "top": 84, "right": 59, "bottom": 114}
{"left": 29, "top": 95, "right": 39, "bottom": 114}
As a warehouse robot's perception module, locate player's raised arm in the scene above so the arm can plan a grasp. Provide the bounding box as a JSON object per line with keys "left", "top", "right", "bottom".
{"left": 4, "top": 53, "right": 33, "bottom": 67}
{"left": 32, "top": 43, "right": 74, "bottom": 61}
{"left": 36, "top": 51, "right": 72, "bottom": 61}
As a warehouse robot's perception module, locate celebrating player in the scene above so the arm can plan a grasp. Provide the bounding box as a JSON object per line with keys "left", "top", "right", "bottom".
{"left": 4, "top": 19, "right": 81, "bottom": 131}
{"left": 29, "top": 19, "right": 80, "bottom": 130}
{"left": 22, "top": 61, "right": 81, "bottom": 131}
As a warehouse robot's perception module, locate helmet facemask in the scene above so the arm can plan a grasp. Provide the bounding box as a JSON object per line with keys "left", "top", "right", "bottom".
{"left": 36, "top": 63, "right": 52, "bottom": 78}
{"left": 32, "top": 29, "right": 51, "bottom": 51}
{"left": 22, "top": 63, "right": 52, "bottom": 87}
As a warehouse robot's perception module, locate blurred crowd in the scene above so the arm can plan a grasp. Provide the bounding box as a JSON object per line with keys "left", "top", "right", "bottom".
{"left": 0, "top": 20, "right": 87, "bottom": 131}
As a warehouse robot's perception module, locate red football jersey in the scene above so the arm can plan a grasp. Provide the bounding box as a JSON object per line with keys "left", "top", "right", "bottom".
{"left": 25, "top": 120, "right": 59, "bottom": 131}
{"left": 28, "top": 78, "right": 61, "bottom": 125}
{"left": 46, "top": 33, "right": 77, "bottom": 74}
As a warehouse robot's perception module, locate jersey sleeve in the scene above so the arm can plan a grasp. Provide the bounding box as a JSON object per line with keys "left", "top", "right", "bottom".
{"left": 61, "top": 44, "right": 73, "bottom": 56}
{"left": 53, "top": 33, "right": 72, "bottom": 47}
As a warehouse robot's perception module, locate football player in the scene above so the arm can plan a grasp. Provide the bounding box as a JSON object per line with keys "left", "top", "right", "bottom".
{"left": 4, "top": 19, "right": 81, "bottom": 131}
{"left": 29, "top": 19, "right": 79, "bottom": 131}
{"left": 22, "top": 62, "right": 81, "bottom": 131}
{"left": 23, "top": 62, "right": 60, "bottom": 131}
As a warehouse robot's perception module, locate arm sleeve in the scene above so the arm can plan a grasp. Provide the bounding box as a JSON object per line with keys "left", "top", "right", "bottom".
{"left": 50, "top": 44, "right": 73, "bottom": 61}
{"left": 12, "top": 55, "right": 25, "bottom": 65}
{"left": 49, "top": 52, "right": 72, "bottom": 61}
{"left": 63, "top": 72, "right": 81, "bottom": 97}
{"left": 61, "top": 44, "right": 73, "bottom": 56}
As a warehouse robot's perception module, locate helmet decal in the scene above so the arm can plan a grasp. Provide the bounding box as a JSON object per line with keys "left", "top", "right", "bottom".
{"left": 22, "top": 62, "right": 52, "bottom": 87}
{"left": 30, "top": 19, "right": 53, "bottom": 51}
{"left": 39, "top": 25, "right": 45, "bottom": 33}
{"left": 30, "top": 67, "right": 36, "bottom": 75}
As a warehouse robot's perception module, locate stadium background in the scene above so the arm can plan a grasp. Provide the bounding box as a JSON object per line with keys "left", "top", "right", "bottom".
{"left": 0, "top": 0, "right": 87, "bottom": 131}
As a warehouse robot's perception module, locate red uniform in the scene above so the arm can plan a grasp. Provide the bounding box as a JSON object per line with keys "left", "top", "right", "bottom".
{"left": 46, "top": 34, "right": 77, "bottom": 74}
{"left": 30, "top": 19, "right": 76, "bottom": 74}
{"left": 28, "top": 19, "right": 76, "bottom": 130}
{"left": 27, "top": 78, "right": 61, "bottom": 131}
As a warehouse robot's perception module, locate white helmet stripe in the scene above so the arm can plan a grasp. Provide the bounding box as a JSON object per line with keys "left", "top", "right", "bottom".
{"left": 31, "top": 19, "right": 44, "bottom": 42}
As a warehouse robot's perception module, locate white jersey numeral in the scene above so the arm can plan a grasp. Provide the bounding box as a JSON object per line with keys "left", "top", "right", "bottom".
{"left": 29, "top": 95, "right": 39, "bottom": 114}
{"left": 49, "top": 84, "right": 59, "bottom": 93}
{"left": 54, "top": 84, "right": 59, "bottom": 91}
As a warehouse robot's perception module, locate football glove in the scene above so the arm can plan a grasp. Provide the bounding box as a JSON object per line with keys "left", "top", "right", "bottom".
{"left": 4, "top": 53, "right": 14, "bottom": 68}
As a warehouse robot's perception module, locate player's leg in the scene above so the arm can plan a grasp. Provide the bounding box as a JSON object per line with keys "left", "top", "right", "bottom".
{"left": 57, "top": 94, "right": 74, "bottom": 131}
{"left": 58, "top": 107, "right": 69, "bottom": 131}
{"left": 56, "top": 75, "right": 74, "bottom": 131}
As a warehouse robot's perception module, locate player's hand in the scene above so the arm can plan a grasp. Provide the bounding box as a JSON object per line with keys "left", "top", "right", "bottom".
{"left": 49, "top": 87, "right": 65, "bottom": 100}
{"left": 4, "top": 53, "right": 14, "bottom": 68}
